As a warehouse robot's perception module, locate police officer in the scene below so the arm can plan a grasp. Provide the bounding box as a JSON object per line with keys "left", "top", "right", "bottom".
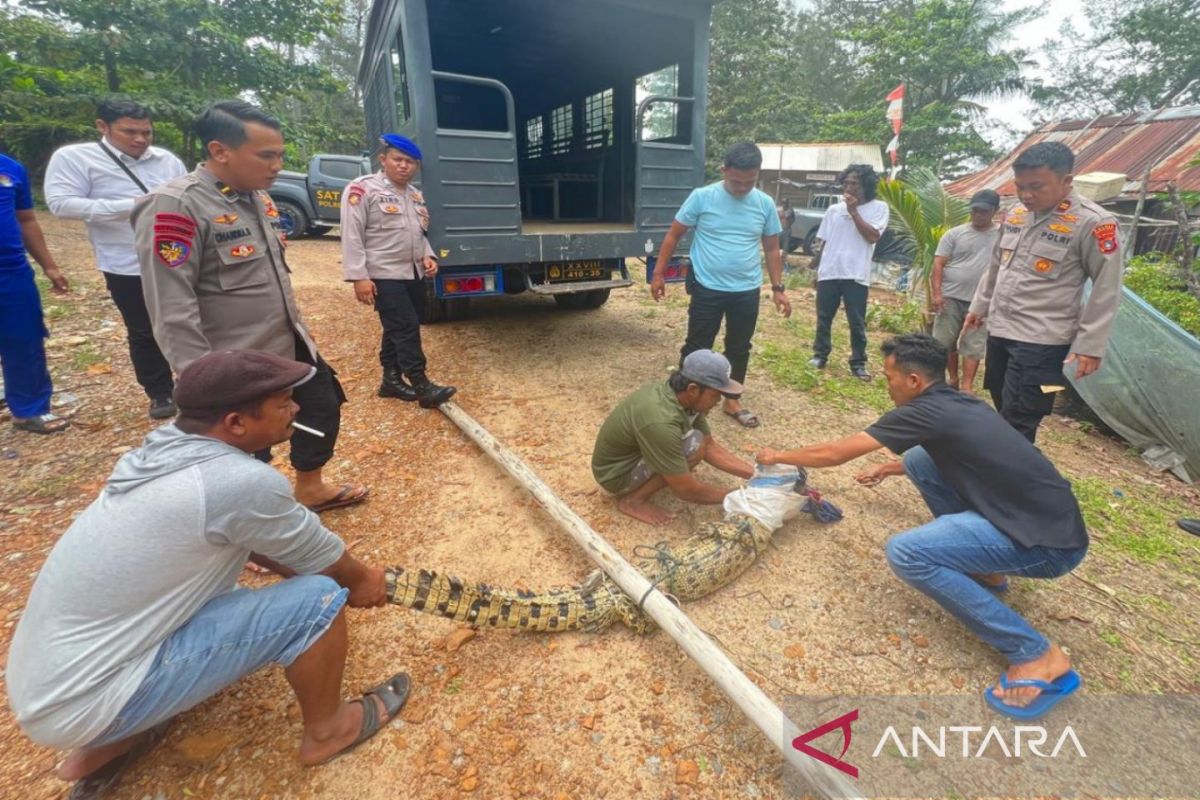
{"left": 132, "top": 101, "right": 368, "bottom": 512}
{"left": 341, "top": 134, "right": 455, "bottom": 408}
{"left": 965, "top": 142, "right": 1123, "bottom": 443}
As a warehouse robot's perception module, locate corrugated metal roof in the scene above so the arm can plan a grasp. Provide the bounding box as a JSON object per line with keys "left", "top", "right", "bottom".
{"left": 948, "top": 105, "right": 1200, "bottom": 200}
{"left": 759, "top": 142, "right": 884, "bottom": 173}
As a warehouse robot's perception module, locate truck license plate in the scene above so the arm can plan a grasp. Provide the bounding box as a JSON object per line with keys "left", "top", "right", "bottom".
{"left": 547, "top": 261, "right": 605, "bottom": 282}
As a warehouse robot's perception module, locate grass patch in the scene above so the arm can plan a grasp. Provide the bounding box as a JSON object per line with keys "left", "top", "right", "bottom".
{"left": 758, "top": 340, "right": 892, "bottom": 413}
{"left": 72, "top": 344, "right": 104, "bottom": 371}
{"left": 1099, "top": 630, "right": 1124, "bottom": 648}
{"left": 1071, "top": 476, "right": 1192, "bottom": 564}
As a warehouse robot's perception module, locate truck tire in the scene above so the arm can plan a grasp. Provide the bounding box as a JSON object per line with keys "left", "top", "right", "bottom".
{"left": 308, "top": 225, "right": 333, "bottom": 237}
{"left": 420, "top": 280, "right": 469, "bottom": 323}
{"left": 583, "top": 289, "right": 610, "bottom": 309}
{"left": 422, "top": 279, "right": 445, "bottom": 323}
{"left": 275, "top": 200, "right": 310, "bottom": 239}
{"left": 802, "top": 228, "right": 818, "bottom": 256}
{"left": 553, "top": 292, "right": 589, "bottom": 310}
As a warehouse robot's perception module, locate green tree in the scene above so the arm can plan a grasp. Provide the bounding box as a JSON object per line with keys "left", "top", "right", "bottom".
{"left": 805, "top": 0, "right": 1039, "bottom": 176}
{"left": 1039, "top": 0, "right": 1200, "bottom": 115}
{"left": 875, "top": 167, "right": 969, "bottom": 312}
{"left": 1, "top": 0, "right": 364, "bottom": 178}
{"left": 707, "top": 0, "right": 818, "bottom": 172}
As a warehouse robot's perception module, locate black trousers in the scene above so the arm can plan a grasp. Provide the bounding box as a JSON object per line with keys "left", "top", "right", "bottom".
{"left": 103, "top": 272, "right": 174, "bottom": 399}
{"left": 983, "top": 335, "right": 1071, "bottom": 444}
{"left": 375, "top": 278, "right": 428, "bottom": 383}
{"left": 814, "top": 279, "right": 869, "bottom": 367}
{"left": 256, "top": 340, "right": 346, "bottom": 472}
{"left": 680, "top": 273, "right": 760, "bottom": 384}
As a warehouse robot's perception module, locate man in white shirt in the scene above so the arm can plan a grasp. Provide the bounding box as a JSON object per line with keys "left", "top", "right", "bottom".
{"left": 809, "top": 165, "right": 890, "bottom": 380}
{"left": 44, "top": 99, "right": 187, "bottom": 418}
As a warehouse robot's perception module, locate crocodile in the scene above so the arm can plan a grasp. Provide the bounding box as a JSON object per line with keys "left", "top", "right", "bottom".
{"left": 384, "top": 470, "right": 841, "bottom": 634}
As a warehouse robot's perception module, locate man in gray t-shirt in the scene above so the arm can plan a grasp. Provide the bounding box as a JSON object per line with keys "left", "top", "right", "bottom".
{"left": 7, "top": 351, "right": 411, "bottom": 795}
{"left": 931, "top": 190, "right": 1000, "bottom": 391}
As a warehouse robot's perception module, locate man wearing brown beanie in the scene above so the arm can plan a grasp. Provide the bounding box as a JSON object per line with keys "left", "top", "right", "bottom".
{"left": 7, "top": 350, "right": 410, "bottom": 798}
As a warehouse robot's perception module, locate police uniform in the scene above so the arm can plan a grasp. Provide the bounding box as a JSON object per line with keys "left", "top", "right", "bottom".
{"left": 0, "top": 154, "right": 55, "bottom": 420}
{"left": 340, "top": 169, "right": 446, "bottom": 397}
{"left": 132, "top": 165, "right": 346, "bottom": 470}
{"left": 969, "top": 191, "right": 1123, "bottom": 442}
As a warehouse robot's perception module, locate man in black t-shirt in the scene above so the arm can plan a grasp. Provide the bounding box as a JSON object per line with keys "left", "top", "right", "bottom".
{"left": 757, "top": 334, "right": 1088, "bottom": 718}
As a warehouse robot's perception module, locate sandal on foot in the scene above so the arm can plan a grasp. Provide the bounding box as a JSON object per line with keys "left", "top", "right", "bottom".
{"left": 12, "top": 412, "right": 69, "bottom": 435}
{"left": 319, "top": 672, "right": 411, "bottom": 765}
{"left": 307, "top": 484, "right": 369, "bottom": 513}
{"left": 723, "top": 408, "right": 760, "bottom": 428}
{"left": 67, "top": 720, "right": 172, "bottom": 800}
{"left": 984, "top": 669, "right": 1081, "bottom": 720}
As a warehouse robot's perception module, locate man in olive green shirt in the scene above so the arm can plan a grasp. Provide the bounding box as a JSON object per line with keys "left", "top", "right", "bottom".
{"left": 591, "top": 350, "right": 755, "bottom": 525}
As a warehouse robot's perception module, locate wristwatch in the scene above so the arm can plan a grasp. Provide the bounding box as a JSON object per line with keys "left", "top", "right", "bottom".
{"left": 771, "top": 283, "right": 786, "bottom": 293}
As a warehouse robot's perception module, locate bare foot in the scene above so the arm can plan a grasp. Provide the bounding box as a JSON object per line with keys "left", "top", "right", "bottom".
{"left": 297, "top": 694, "right": 389, "bottom": 766}
{"left": 991, "top": 643, "right": 1072, "bottom": 708}
{"left": 58, "top": 737, "right": 137, "bottom": 780}
{"left": 723, "top": 398, "right": 743, "bottom": 416}
{"left": 617, "top": 497, "right": 676, "bottom": 525}
{"left": 949, "top": 381, "right": 960, "bottom": 390}
{"left": 972, "top": 572, "right": 1007, "bottom": 588}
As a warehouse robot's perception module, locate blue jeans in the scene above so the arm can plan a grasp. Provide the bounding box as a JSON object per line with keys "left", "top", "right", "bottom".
{"left": 88, "top": 576, "right": 347, "bottom": 747}
{"left": 885, "top": 447, "right": 1087, "bottom": 664}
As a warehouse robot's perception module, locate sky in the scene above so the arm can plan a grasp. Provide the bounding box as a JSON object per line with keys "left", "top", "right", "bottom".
{"left": 978, "top": 0, "right": 1091, "bottom": 147}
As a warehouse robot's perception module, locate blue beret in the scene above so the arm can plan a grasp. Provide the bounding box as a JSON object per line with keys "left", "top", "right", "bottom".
{"left": 380, "top": 134, "right": 422, "bottom": 160}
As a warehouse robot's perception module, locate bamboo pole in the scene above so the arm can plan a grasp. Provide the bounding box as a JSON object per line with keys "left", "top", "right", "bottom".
{"left": 437, "top": 400, "right": 863, "bottom": 799}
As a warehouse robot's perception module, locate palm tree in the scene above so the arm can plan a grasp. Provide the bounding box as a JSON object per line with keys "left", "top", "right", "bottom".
{"left": 875, "top": 167, "right": 969, "bottom": 320}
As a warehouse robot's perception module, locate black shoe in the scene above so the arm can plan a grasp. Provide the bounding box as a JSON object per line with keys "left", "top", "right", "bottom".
{"left": 808, "top": 357, "right": 827, "bottom": 369}
{"left": 149, "top": 396, "right": 177, "bottom": 419}
{"left": 378, "top": 370, "right": 419, "bottom": 401}
{"left": 378, "top": 379, "right": 419, "bottom": 401}
{"left": 414, "top": 381, "right": 457, "bottom": 409}
{"left": 1178, "top": 519, "right": 1200, "bottom": 537}
{"left": 850, "top": 366, "right": 872, "bottom": 381}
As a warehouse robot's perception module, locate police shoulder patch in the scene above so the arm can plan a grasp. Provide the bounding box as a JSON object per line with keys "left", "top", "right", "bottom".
{"left": 1091, "top": 221, "right": 1118, "bottom": 254}
{"left": 155, "top": 238, "right": 191, "bottom": 268}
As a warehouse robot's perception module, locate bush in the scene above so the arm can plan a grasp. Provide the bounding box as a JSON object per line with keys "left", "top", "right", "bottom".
{"left": 866, "top": 298, "right": 926, "bottom": 334}
{"left": 1124, "top": 254, "right": 1200, "bottom": 338}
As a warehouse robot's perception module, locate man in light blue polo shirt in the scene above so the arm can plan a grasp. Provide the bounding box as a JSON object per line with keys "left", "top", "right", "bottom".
{"left": 650, "top": 141, "right": 791, "bottom": 428}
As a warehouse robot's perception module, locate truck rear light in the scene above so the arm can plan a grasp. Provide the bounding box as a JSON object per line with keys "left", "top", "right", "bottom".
{"left": 440, "top": 272, "right": 498, "bottom": 296}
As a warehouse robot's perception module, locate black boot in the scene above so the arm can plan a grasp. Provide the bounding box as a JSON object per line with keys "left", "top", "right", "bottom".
{"left": 378, "top": 368, "right": 418, "bottom": 401}
{"left": 412, "top": 377, "right": 456, "bottom": 409}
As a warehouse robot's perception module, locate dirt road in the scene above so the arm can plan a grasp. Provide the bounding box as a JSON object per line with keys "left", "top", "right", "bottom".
{"left": 1, "top": 214, "right": 1196, "bottom": 799}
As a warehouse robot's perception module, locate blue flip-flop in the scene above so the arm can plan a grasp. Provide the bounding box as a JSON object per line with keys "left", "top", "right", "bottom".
{"left": 984, "top": 669, "right": 1082, "bottom": 720}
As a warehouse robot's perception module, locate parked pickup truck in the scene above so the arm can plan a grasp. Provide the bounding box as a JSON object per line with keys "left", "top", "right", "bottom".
{"left": 268, "top": 154, "right": 371, "bottom": 238}
{"left": 786, "top": 193, "right": 839, "bottom": 255}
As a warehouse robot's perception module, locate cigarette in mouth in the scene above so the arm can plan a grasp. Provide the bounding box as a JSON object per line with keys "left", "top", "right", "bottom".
{"left": 291, "top": 421, "right": 325, "bottom": 438}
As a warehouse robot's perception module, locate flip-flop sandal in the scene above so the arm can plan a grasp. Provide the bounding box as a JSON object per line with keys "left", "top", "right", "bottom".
{"left": 319, "top": 672, "right": 411, "bottom": 765}
{"left": 1177, "top": 519, "right": 1200, "bottom": 537}
{"left": 307, "top": 484, "right": 370, "bottom": 513}
{"left": 984, "top": 669, "right": 1082, "bottom": 720}
{"left": 724, "top": 408, "right": 760, "bottom": 428}
{"left": 12, "top": 412, "right": 70, "bottom": 435}
{"left": 67, "top": 719, "right": 172, "bottom": 799}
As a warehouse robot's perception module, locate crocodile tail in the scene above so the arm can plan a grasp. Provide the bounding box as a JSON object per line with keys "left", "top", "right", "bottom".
{"left": 385, "top": 567, "right": 642, "bottom": 633}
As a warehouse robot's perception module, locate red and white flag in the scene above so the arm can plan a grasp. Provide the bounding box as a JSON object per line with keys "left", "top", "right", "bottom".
{"left": 885, "top": 84, "right": 904, "bottom": 133}
{"left": 885, "top": 84, "right": 905, "bottom": 168}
